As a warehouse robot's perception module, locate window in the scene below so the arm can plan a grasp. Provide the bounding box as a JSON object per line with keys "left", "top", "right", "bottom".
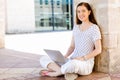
{"left": 40, "top": 0, "right": 43, "bottom": 5}
{"left": 57, "top": 1, "right": 60, "bottom": 6}
{"left": 35, "top": 0, "right": 39, "bottom": 3}
{"left": 45, "top": 0, "right": 48, "bottom": 5}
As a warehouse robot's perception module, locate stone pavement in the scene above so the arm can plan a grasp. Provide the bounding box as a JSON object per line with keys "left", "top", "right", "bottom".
{"left": 0, "top": 48, "right": 120, "bottom": 80}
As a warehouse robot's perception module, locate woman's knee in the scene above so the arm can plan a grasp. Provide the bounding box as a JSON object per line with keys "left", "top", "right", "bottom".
{"left": 39, "top": 55, "right": 53, "bottom": 68}
{"left": 61, "top": 60, "right": 77, "bottom": 74}
{"left": 40, "top": 56, "right": 47, "bottom": 64}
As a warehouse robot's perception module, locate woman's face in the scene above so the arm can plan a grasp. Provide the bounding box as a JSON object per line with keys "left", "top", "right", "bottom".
{"left": 77, "top": 5, "right": 91, "bottom": 22}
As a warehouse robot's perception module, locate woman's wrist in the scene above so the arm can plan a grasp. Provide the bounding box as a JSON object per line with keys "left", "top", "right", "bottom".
{"left": 82, "top": 56, "right": 87, "bottom": 61}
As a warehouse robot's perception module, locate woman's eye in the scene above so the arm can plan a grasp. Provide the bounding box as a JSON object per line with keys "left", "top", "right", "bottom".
{"left": 77, "top": 11, "right": 80, "bottom": 13}
{"left": 82, "top": 10, "right": 86, "bottom": 12}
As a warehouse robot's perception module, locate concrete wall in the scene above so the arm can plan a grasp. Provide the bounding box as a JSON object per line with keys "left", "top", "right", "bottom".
{"left": 0, "top": 0, "right": 5, "bottom": 48}
{"left": 6, "top": 0, "right": 35, "bottom": 33}
{"left": 74, "top": 0, "right": 120, "bottom": 73}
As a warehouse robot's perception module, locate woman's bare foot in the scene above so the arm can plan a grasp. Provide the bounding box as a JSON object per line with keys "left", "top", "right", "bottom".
{"left": 39, "top": 69, "right": 54, "bottom": 76}
{"left": 39, "top": 69, "right": 62, "bottom": 77}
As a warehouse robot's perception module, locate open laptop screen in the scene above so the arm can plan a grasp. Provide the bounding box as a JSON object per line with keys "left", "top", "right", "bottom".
{"left": 44, "top": 49, "right": 69, "bottom": 65}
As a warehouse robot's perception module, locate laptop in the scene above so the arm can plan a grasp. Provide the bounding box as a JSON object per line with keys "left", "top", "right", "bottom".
{"left": 44, "top": 49, "right": 69, "bottom": 65}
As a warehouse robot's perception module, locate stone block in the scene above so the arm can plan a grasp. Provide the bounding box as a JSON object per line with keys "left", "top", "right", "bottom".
{"left": 0, "top": 0, "right": 5, "bottom": 48}
{"left": 0, "top": 35, "right": 5, "bottom": 48}
{"left": 103, "top": 33, "right": 118, "bottom": 49}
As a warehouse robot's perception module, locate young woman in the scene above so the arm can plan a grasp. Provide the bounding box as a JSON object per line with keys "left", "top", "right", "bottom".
{"left": 39, "top": 2, "right": 102, "bottom": 80}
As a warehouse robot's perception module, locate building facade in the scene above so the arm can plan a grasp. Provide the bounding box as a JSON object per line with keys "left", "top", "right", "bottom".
{"left": 6, "top": 0, "right": 73, "bottom": 33}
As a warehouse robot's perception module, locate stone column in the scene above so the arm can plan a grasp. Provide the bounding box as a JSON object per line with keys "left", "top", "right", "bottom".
{"left": 107, "top": 0, "right": 120, "bottom": 73}
{"left": 74, "top": 0, "right": 120, "bottom": 73}
{"left": 0, "top": 0, "right": 5, "bottom": 48}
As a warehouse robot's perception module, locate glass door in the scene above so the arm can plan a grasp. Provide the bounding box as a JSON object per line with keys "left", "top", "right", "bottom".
{"left": 34, "top": 0, "right": 73, "bottom": 31}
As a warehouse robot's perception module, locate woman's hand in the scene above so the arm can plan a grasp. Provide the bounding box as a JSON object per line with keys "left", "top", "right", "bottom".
{"left": 64, "top": 55, "right": 69, "bottom": 58}
{"left": 73, "top": 57, "right": 84, "bottom": 61}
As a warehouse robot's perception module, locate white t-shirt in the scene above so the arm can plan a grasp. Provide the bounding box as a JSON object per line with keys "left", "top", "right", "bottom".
{"left": 70, "top": 24, "right": 101, "bottom": 60}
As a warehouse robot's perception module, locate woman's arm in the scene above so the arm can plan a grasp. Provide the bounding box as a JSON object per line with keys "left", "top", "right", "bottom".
{"left": 74, "top": 39, "right": 102, "bottom": 60}
{"left": 64, "top": 36, "right": 75, "bottom": 58}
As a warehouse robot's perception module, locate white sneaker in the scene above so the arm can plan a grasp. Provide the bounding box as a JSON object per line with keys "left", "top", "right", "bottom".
{"left": 65, "top": 73, "right": 78, "bottom": 80}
